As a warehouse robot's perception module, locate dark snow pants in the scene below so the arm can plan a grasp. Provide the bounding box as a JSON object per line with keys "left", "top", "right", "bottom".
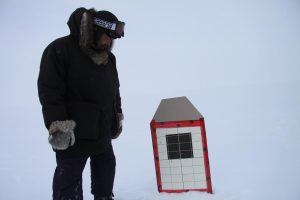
{"left": 52, "top": 145, "right": 116, "bottom": 200}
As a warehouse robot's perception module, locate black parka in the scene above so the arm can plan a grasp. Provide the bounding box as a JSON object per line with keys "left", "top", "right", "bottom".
{"left": 38, "top": 8, "right": 122, "bottom": 157}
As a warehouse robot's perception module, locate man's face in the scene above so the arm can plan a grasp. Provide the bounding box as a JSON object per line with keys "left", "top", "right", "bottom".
{"left": 95, "top": 32, "right": 112, "bottom": 52}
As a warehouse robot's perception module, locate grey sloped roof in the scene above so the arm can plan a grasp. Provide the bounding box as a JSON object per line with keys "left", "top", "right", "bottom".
{"left": 153, "top": 96, "right": 203, "bottom": 122}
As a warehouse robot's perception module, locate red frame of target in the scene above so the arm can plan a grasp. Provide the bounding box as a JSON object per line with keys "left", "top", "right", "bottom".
{"left": 150, "top": 118, "right": 212, "bottom": 194}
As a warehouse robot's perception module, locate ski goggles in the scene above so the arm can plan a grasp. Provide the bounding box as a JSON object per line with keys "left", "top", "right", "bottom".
{"left": 94, "top": 17, "right": 125, "bottom": 39}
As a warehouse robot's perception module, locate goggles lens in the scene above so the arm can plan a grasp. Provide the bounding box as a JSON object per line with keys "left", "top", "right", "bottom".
{"left": 94, "top": 17, "right": 125, "bottom": 39}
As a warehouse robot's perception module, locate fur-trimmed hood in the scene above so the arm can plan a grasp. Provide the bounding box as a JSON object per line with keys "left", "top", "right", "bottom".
{"left": 67, "top": 7, "right": 86, "bottom": 42}
{"left": 67, "top": 7, "right": 112, "bottom": 65}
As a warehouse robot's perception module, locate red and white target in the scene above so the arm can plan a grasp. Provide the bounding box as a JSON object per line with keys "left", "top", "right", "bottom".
{"left": 150, "top": 97, "right": 212, "bottom": 193}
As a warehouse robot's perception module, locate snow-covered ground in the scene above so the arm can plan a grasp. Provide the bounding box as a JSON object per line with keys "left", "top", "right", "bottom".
{"left": 112, "top": 83, "right": 300, "bottom": 200}
{"left": 0, "top": 0, "right": 300, "bottom": 199}
{"left": 0, "top": 84, "right": 299, "bottom": 200}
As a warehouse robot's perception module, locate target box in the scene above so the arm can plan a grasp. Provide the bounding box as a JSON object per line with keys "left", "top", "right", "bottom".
{"left": 150, "top": 96, "right": 212, "bottom": 193}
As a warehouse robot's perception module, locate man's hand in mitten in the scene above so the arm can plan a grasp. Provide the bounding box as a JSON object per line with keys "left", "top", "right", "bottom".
{"left": 112, "top": 113, "right": 124, "bottom": 139}
{"left": 48, "top": 120, "right": 76, "bottom": 150}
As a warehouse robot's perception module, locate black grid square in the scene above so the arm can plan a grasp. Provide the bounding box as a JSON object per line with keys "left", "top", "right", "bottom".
{"left": 166, "top": 133, "right": 193, "bottom": 160}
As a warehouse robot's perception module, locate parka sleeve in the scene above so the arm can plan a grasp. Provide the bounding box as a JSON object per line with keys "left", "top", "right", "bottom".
{"left": 116, "top": 83, "right": 122, "bottom": 114}
{"left": 110, "top": 53, "right": 122, "bottom": 114}
{"left": 37, "top": 43, "right": 68, "bottom": 129}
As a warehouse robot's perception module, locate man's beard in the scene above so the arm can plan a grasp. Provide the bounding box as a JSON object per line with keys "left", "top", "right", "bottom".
{"left": 92, "top": 44, "right": 110, "bottom": 53}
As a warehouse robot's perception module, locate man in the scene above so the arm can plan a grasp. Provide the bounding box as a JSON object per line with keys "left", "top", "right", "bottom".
{"left": 38, "top": 7, "right": 125, "bottom": 200}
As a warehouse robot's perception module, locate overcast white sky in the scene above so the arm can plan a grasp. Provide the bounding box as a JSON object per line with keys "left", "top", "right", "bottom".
{"left": 0, "top": 0, "right": 300, "bottom": 105}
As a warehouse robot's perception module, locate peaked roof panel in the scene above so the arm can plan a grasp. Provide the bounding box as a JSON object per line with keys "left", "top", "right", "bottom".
{"left": 153, "top": 96, "right": 203, "bottom": 122}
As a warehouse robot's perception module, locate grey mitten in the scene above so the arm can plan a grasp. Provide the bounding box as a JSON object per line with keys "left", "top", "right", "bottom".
{"left": 48, "top": 120, "right": 76, "bottom": 150}
{"left": 112, "top": 113, "right": 124, "bottom": 139}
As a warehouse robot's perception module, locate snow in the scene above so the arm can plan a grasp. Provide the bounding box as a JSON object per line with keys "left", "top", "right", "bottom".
{"left": 1, "top": 85, "right": 299, "bottom": 200}
{"left": 1, "top": 0, "right": 300, "bottom": 199}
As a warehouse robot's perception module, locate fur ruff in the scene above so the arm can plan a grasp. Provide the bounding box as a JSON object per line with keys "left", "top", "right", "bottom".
{"left": 79, "top": 9, "right": 112, "bottom": 65}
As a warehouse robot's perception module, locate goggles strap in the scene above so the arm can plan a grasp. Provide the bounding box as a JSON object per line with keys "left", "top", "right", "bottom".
{"left": 94, "top": 17, "right": 116, "bottom": 30}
